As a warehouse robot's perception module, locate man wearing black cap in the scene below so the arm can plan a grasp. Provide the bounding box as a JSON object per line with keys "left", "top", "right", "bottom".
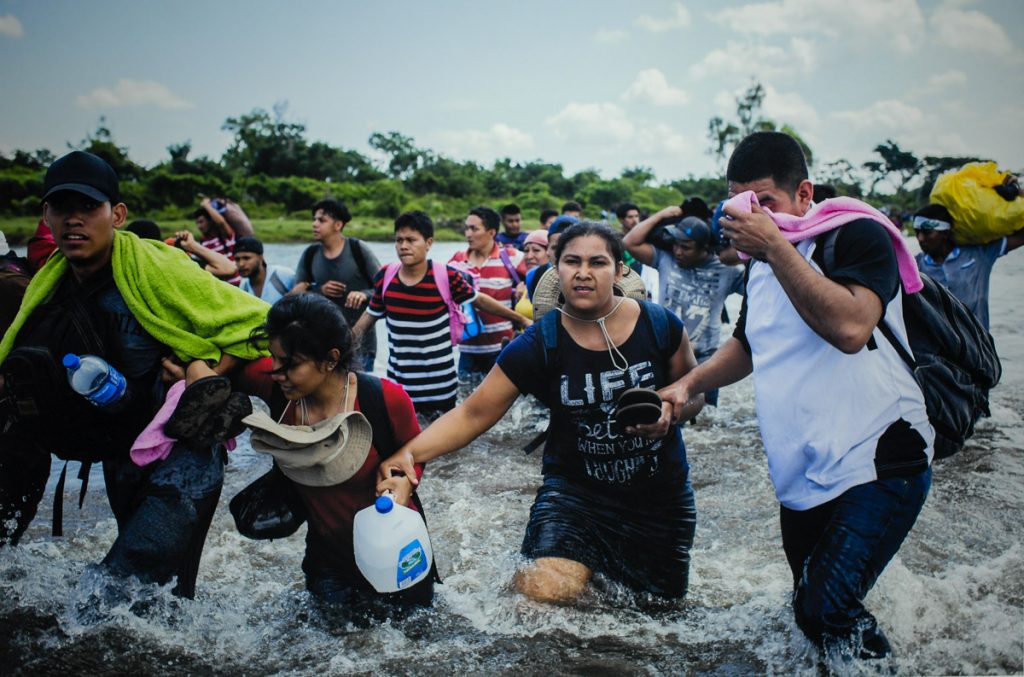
{"left": 0, "top": 151, "right": 269, "bottom": 599}
{"left": 622, "top": 206, "right": 744, "bottom": 405}
{"left": 235, "top": 236, "right": 295, "bottom": 304}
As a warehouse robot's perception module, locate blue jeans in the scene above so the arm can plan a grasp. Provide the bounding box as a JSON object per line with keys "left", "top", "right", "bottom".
{"left": 457, "top": 351, "right": 498, "bottom": 379}
{"left": 780, "top": 468, "right": 932, "bottom": 657}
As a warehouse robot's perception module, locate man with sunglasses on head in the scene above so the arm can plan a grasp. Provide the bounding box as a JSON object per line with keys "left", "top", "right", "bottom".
{"left": 912, "top": 202, "right": 1024, "bottom": 330}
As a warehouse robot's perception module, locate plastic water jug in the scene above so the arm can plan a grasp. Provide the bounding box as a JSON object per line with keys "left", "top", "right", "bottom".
{"left": 353, "top": 493, "right": 433, "bottom": 593}
{"left": 62, "top": 353, "right": 127, "bottom": 408}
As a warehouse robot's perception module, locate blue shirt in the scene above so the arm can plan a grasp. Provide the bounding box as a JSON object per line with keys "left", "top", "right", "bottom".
{"left": 240, "top": 264, "right": 295, "bottom": 306}
{"left": 916, "top": 239, "right": 1006, "bottom": 330}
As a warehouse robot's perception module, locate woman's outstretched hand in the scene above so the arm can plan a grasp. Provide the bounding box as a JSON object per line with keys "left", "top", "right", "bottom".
{"left": 377, "top": 448, "right": 419, "bottom": 492}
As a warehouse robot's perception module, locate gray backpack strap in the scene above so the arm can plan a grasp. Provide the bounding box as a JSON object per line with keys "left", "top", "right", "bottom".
{"left": 268, "top": 270, "right": 289, "bottom": 296}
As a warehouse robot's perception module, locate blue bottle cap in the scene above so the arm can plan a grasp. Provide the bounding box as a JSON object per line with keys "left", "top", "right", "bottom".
{"left": 375, "top": 495, "right": 394, "bottom": 513}
{"left": 62, "top": 354, "right": 81, "bottom": 369}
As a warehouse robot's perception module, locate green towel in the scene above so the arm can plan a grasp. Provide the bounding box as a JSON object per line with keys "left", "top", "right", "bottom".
{"left": 0, "top": 230, "right": 270, "bottom": 364}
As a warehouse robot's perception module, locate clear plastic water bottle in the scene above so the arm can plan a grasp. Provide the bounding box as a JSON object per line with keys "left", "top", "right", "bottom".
{"left": 62, "top": 353, "right": 127, "bottom": 408}
{"left": 353, "top": 493, "right": 433, "bottom": 593}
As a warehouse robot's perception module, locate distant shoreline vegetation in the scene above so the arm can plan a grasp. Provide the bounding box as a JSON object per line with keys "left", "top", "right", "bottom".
{"left": 2, "top": 83, "right": 1002, "bottom": 244}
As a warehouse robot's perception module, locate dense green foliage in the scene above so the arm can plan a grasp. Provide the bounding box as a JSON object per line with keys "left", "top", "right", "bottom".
{"left": 1, "top": 83, "right": 1006, "bottom": 243}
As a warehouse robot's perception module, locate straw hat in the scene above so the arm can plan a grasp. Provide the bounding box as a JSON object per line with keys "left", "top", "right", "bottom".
{"left": 242, "top": 409, "right": 373, "bottom": 487}
{"left": 532, "top": 264, "right": 647, "bottom": 320}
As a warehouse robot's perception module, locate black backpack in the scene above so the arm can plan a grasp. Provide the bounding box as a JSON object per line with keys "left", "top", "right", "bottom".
{"left": 820, "top": 230, "right": 1002, "bottom": 459}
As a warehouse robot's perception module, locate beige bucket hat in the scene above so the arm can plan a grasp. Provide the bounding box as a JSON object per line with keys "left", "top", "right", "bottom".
{"left": 242, "top": 409, "right": 373, "bottom": 487}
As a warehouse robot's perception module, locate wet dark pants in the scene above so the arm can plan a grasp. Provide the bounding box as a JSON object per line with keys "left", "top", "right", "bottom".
{"left": 101, "top": 443, "right": 225, "bottom": 598}
{"left": 0, "top": 440, "right": 224, "bottom": 599}
{"left": 779, "top": 468, "right": 931, "bottom": 657}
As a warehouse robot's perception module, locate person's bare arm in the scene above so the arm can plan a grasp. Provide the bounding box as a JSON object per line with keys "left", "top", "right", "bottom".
{"left": 200, "top": 198, "right": 235, "bottom": 240}
{"left": 175, "top": 231, "right": 237, "bottom": 278}
{"left": 721, "top": 203, "right": 882, "bottom": 353}
{"left": 1005, "top": 226, "right": 1024, "bottom": 253}
{"left": 658, "top": 337, "right": 752, "bottom": 421}
{"left": 622, "top": 206, "right": 680, "bottom": 266}
{"left": 473, "top": 292, "right": 532, "bottom": 328}
{"left": 376, "top": 366, "right": 522, "bottom": 484}
{"left": 352, "top": 310, "right": 379, "bottom": 341}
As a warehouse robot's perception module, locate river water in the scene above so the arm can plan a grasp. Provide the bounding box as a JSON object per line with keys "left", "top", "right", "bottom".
{"left": 1, "top": 240, "right": 1021, "bottom": 675}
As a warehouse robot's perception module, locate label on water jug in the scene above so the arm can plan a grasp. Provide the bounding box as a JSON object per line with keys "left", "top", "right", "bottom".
{"left": 396, "top": 539, "right": 428, "bottom": 589}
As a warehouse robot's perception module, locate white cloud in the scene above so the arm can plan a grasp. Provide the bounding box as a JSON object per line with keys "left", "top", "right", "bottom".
{"left": 75, "top": 79, "right": 194, "bottom": 110}
{"left": 930, "top": 5, "right": 1016, "bottom": 55}
{"left": 635, "top": 2, "right": 691, "bottom": 33}
{"left": 689, "top": 38, "right": 816, "bottom": 79}
{"left": 546, "top": 102, "right": 635, "bottom": 142}
{"left": 760, "top": 84, "right": 820, "bottom": 131}
{"left": 435, "top": 123, "right": 534, "bottom": 158}
{"left": 926, "top": 69, "right": 968, "bottom": 90}
{"left": 594, "top": 28, "right": 628, "bottom": 45}
{"left": 710, "top": 0, "right": 925, "bottom": 52}
{"left": 0, "top": 14, "right": 23, "bottom": 38}
{"left": 621, "top": 69, "right": 689, "bottom": 106}
{"left": 831, "top": 99, "right": 925, "bottom": 132}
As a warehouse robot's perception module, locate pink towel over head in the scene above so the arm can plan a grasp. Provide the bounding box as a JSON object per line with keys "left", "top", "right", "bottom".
{"left": 130, "top": 380, "right": 237, "bottom": 466}
{"left": 725, "top": 192, "right": 923, "bottom": 294}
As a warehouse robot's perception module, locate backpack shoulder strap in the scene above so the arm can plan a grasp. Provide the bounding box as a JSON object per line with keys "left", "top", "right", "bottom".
{"left": 354, "top": 371, "right": 398, "bottom": 457}
{"left": 638, "top": 300, "right": 670, "bottom": 352}
{"left": 300, "top": 244, "right": 319, "bottom": 281}
{"left": 268, "top": 269, "right": 289, "bottom": 296}
{"left": 498, "top": 247, "right": 522, "bottom": 285}
{"left": 380, "top": 262, "right": 402, "bottom": 297}
{"left": 348, "top": 237, "right": 372, "bottom": 284}
{"left": 539, "top": 309, "right": 560, "bottom": 365}
{"left": 814, "top": 228, "right": 841, "bottom": 277}
{"left": 432, "top": 260, "right": 453, "bottom": 306}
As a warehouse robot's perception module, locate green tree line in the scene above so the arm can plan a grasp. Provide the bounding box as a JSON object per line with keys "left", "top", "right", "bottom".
{"left": 0, "top": 82, "right": 997, "bottom": 235}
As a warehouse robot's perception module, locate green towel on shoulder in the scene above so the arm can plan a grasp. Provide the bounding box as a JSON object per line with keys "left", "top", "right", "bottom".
{"left": 0, "top": 230, "right": 270, "bottom": 364}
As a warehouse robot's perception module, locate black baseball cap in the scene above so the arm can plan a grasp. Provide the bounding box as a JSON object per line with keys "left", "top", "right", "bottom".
{"left": 665, "top": 216, "right": 713, "bottom": 247}
{"left": 42, "top": 151, "right": 121, "bottom": 204}
{"left": 234, "top": 236, "right": 264, "bottom": 255}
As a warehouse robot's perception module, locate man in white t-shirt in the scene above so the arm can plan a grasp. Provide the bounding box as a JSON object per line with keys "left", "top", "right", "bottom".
{"left": 657, "top": 132, "right": 934, "bottom": 666}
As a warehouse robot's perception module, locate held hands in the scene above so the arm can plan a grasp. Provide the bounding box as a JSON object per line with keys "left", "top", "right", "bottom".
{"left": 626, "top": 400, "right": 675, "bottom": 439}
{"left": 377, "top": 475, "right": 415, "bottom": 507}
{"left": 515, "top": 315, "right": 533, "bottom": 329}
{"left": 657, "top": 380, "right": 694, "bottom": 426}
{"left": 719, "top": 202, "right": 785, "bottom": 261}
{"left": 376, "top": 448, "right": 419, "bottom": 491}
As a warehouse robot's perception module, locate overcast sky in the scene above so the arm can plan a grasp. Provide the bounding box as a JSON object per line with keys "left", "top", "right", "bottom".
{"left": 1, "top": 0, "right": 1021, "bottom": 184}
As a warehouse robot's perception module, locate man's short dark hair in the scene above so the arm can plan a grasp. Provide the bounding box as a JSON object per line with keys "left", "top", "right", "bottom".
{"left": 561, "top": 200, "right": 583, "bottom": 214}
{"left": 312, "top": 198, "right": 352, "bottom": 224}
{"left": 500, "top": 203, "right": 521, "bottom": 217}
{"left": 539, "top": 208, "right": 558, "bottom": 224}
{"left": 469, "top": 206, "right": 500, "bottom": 233}
{"left": 726, "top": 131, "right": 808, "bottom": 195}
{"left": 615, "top": 202, "right": 640, "bottom": 220}
{"left": 394, "top": 210, "right": 434, "bottom": 239}
{"left": 126, "top": 219, "right": 161, "bottom": 240}
{"left": 913, "top": 204, "right": 954, "bottom": 224}
{"left": 813, "top": 184, "right": 837, "bottom": 202}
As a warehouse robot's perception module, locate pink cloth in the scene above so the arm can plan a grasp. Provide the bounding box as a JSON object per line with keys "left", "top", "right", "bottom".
{"left": 130, "top": 380, "right": 236, "bottom": 466}
{"left": 725, "top": 192, "right": 923, "bottom": 294}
